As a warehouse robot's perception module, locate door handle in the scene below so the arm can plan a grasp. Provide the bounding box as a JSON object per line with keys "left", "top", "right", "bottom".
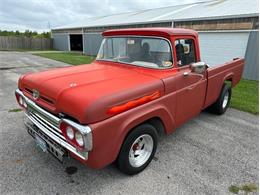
{"left": 183, "top": 72, "right": 189, "bottom": 77}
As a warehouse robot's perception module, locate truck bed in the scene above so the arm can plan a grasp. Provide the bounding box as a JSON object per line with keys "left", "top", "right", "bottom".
{"left": 204, "top": 58, "right": 244, "bottom": 108}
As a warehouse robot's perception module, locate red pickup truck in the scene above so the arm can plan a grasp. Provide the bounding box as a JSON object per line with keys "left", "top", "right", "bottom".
{"left": 15, "top": 28, "right": 244, "bottom": 175}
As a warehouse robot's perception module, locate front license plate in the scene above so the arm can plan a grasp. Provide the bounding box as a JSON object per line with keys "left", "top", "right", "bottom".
{"left": 35, "top": 135, "right": 47, "bottom": 152}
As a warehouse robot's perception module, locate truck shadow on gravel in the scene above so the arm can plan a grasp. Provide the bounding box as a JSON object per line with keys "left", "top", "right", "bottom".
{"left": 60, "top": 125, "right": 181, "bottom": 185}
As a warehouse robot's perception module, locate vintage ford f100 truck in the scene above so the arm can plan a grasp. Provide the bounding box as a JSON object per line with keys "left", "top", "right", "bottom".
{"left": 15, "top": 28, "right": 244, "bottom": 175}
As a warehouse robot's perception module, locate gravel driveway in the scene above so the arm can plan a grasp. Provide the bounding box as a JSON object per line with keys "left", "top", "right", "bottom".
{"left": 0, "top": 51, "right": 258, "bottom": 195}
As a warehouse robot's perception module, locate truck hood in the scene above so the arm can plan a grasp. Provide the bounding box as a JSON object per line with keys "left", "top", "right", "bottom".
{"left": 19, "top": 61, "right": 164, "bottom": 124}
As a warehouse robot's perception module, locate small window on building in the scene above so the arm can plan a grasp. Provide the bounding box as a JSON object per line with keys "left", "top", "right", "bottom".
{"left": 175, "top": 39, "right": 196, "bottom": 67}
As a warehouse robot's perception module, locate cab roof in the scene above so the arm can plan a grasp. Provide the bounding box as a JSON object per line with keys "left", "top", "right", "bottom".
{"left": 102, "top": 28, "right": 198, "bottom": 39}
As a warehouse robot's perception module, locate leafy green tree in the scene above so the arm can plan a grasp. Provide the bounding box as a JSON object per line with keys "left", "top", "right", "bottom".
{"left": 0, "top": 30, "right": 51, "bottom": 38}
{"left": 15, "top": 30, "right": 20, "bottom": 36}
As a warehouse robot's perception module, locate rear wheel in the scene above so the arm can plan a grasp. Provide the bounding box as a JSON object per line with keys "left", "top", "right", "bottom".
{"left": 117, "top": 123, "right": 158, "bottom": 175}
{"left": 209, "top": 83, "right": 232, "bottom": 115}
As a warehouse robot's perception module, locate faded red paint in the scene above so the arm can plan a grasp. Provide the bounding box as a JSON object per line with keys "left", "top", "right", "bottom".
{"left": 17, "top": 28, "right": 244, "bottom": 169}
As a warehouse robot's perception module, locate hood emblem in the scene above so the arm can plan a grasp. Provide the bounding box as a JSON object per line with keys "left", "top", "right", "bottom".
{"left": 70, "top": 83, "right": 77, "bottom": 87}
{"left": 32, "top": 89, "right": 40, "bottom": 100}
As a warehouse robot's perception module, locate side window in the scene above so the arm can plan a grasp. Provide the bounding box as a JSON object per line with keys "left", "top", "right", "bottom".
{"left": 175, "top": 39, "right": 196, "bottom": 67}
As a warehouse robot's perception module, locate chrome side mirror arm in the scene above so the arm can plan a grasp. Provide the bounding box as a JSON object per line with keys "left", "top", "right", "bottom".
{"left": 190, "top": 62, "right": 208, "bottom": 74}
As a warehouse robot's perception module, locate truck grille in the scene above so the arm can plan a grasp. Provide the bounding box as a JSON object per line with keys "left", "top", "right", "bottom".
{"left": 28, "top": 111, "right": 66, "bottom": 141}
{"left": 16, "top": 88, "right": 90, "bottom": 160}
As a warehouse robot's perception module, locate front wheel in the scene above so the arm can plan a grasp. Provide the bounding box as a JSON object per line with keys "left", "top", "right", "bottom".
{"left": 116, "top": 123, "right": 158, "bottom": 175}
{"left": 209, "top": 83, "right": 232, "bottom": 115}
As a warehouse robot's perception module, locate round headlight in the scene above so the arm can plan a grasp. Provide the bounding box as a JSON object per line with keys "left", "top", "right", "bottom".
{"left": 66, "top": 126, "right": 74, "bottom": 140}
{"left": 19, "top": 96, "right": 24, "bottom": 106}
{"left": 75, "top": 131, "right": 84, "bottom": 147}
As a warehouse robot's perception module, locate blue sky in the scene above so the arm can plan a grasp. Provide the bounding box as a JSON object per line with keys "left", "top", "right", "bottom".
{"left": 0, "top": 0, "right": 205, "bottom": 32}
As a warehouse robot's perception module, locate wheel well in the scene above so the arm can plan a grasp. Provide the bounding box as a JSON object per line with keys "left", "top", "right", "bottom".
{"left": 225, "top": 78, "right": 233, "bottom": 86}
{"left": 125, "top": 117, "right": 166, "bottom": 138}
{"left": 146, "top": 117, "right": 166, "bottom": 135}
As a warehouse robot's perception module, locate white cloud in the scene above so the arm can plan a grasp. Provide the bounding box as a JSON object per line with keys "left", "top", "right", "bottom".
{"left": 0, "top": 0, "right": 202, "bottom": 32}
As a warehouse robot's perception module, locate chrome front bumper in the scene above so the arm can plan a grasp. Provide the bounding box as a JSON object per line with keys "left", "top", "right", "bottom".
{"left": 16, "top": 89, "right": 92, "bottom": 161}
{"left": 25, "top": 120, "right": 67, "bottom": 161}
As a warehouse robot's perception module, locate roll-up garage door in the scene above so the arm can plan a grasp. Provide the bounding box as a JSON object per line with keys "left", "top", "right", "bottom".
{"left": 198, "top": 31, "right": 250, "bottom": 67}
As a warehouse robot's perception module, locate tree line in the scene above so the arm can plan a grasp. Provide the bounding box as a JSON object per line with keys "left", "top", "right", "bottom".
{"left": 0, "top": 30, "right": 51, "bottom": 38}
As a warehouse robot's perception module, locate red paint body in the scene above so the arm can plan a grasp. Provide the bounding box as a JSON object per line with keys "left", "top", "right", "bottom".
{"left": 18, "top": 28, "right": 244, "bottom": 169}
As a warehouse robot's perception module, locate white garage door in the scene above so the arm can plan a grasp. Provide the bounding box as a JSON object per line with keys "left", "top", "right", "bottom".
{"left": 198, "top": 32, "right": 249, "bottom": 67}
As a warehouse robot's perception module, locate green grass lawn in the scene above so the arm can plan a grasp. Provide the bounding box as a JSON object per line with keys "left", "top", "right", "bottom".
{"left": 230, "top": 79, "right": 258, "bottom": 114}
{"left": 34, "top": 52, "right": 95, "bottom": 65}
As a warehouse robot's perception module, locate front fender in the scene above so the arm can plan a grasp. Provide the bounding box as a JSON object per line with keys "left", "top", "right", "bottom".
{"left": 121, "top": 104, "right": 174, "bottom": 136}
{"left": 85, "top": 99, "right": 175, "bottom": 169}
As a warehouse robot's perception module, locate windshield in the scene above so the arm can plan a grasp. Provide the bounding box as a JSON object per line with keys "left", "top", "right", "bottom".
{"left": 96, "top": 37, "right": 173, "bottom": 69}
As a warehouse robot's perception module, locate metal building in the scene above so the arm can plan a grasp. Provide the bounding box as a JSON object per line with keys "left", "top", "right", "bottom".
{"left": 52, "top": 0, "right": 259, "bottom": 80}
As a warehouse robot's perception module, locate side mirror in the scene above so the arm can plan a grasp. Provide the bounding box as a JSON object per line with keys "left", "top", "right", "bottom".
{"left": 191, "top": 62, "right": 208, "bottom": 74}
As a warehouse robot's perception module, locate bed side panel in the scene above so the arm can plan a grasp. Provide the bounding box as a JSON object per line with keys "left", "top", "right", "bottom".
{"left": 204, "top": 58, "right": 244, "bottom": 108}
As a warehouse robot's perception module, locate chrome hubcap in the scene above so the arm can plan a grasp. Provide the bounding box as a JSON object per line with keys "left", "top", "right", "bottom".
{"left": 222, "top": 91, "right": 229, "bottom": 108}
{"left": 129, "top": 134, "right": 153, "bottom": 167}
